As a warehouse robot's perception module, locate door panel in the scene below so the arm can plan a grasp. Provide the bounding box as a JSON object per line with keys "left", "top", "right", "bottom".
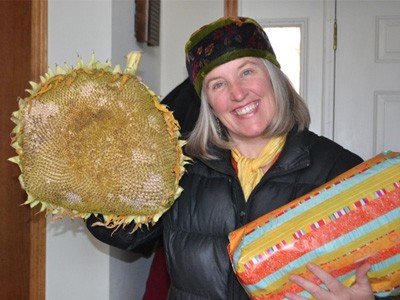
{"left": 334, "top": 0, "right": 400, "bottom": 159}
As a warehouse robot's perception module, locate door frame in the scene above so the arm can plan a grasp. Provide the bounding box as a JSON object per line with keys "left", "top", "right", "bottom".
{"left": 224, "top": 0, "right": 238, "bottom": 16}
{"left": 30, "top": 0, "right": 48, "bottom": 299}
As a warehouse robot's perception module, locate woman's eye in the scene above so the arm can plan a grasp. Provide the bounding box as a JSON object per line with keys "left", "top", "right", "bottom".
{"left": 242, "top": 69, "right": 253, "bottom": 76}
{"left": 212, "top": 82, "right": 224, "bottom": 90}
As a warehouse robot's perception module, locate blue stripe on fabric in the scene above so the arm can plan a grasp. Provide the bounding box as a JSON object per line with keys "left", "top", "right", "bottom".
{"left": 374, "top": 287, "right": 400, "bottom": 298}
{"left": 334, "top": 254, "right": 400, "bottom": 284}
{"left": 232, "top": 154, "right": 400, "bottom": 266}
{"left": 286, "top": 287, "right": 400, "bottom": 300}
{"left": 245, "top": 207, "right": 400, "bottom": 292}
{"left": 291, "top": 284, "right": 400, "bottom": 299}
{"left": 370, "top": 254, "right": 400, "bottom": 272}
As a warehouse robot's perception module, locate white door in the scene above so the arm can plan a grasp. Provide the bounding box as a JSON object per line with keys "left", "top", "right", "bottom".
{"left": 241, "top": 0, "right": 400, "bottom": 160}
{"left": 239, "top": 0, "right": 336, "bottom": 136}
{"left": 334, "top": 0, "right": 400, "bottom": 159}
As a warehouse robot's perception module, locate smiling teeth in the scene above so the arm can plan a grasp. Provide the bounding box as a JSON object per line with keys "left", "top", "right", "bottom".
{"left": 235, "top": 102, "right": 258, "bottom": 116}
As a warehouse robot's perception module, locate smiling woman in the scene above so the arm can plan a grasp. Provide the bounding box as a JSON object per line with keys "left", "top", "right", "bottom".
{"left": 85, "top": 16, "right": 379, "bottom": 300}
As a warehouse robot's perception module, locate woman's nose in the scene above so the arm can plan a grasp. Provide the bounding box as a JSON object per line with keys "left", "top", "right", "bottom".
{"left": 228, "top": 81, "right": 247, "bottom": 101}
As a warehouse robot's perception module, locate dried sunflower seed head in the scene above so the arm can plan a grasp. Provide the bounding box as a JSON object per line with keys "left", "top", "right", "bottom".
{"left": 10, "top": 51, "right": 190, "bottom": 232}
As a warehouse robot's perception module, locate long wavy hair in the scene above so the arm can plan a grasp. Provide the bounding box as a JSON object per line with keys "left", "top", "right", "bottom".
{"left": 185, "top": 59, "right": 311, "bottom": 160}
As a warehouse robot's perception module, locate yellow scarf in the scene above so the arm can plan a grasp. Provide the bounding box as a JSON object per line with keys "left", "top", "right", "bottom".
{"left": 231, "top": 135, "right": 287, "bottom": 201}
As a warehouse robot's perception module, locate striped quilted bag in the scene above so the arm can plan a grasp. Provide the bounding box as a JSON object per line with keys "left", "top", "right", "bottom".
{"left": 227, "top": 151, "right": 400, "bottom": 299}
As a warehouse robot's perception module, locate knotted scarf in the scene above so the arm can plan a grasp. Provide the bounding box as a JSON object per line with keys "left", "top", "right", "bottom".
{"left": 231, "top": 135, "right": 287, "bottom": 200}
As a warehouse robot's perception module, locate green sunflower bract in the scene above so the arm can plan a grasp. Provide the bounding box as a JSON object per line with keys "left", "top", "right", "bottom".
{"left": 9, "top": 52, "right": 190, "bottom": 232}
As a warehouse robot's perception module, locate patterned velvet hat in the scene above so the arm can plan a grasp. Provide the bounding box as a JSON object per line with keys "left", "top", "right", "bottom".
{"left": 185, "top": 16, "right": 281, "bottom": 96}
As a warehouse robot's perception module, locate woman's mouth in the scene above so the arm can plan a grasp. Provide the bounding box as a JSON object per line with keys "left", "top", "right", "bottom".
{"left": 234, "top": 101, "right": 259, "bottom": 116}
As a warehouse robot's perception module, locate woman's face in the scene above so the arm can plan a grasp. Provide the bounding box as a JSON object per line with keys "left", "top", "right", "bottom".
{"left": 203, "top": 57, "right": 276, "bottom": 143}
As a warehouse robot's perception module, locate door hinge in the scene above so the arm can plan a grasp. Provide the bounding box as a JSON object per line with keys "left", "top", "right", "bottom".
{"left": 333, "top": 21, "right": 337, "bottom": 50}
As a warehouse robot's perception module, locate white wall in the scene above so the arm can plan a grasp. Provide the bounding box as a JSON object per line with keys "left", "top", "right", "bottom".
{"left": 159, "top": 0, "right": 224, "bottom": 97}
{"left": 46, "top": 0, "right": 223, "bottom": 299}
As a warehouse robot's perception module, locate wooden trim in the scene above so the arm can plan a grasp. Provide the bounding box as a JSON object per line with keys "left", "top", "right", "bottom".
{"left": 224, "top": 0, "right": 238, "bottom": 17}
{"left": 30, "top": 0, "right": 47, "bottom": 299}
{"left": 135, "top": 0, "right": 160, "bottom": 46}
{"left": 135, "top": 0, "right": 148, "bottom": 42}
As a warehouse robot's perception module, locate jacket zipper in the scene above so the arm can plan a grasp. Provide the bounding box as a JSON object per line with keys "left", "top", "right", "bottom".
{"left": 242, "top": 160, "right": 311, "bottom": 225}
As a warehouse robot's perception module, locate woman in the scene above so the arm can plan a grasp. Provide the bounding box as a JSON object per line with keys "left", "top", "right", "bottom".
{"left": 87, "top": 17, "right": 380, "bottom": 299}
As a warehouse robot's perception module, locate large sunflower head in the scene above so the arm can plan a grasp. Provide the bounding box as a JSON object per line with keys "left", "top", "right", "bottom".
{"left": 10, "top": 52, "right": 189, "bottom": 232}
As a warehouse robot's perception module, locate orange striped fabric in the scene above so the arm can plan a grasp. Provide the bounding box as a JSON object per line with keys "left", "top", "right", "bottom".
{"left": 227, "top": 151, "right": 400, "bottom": 299}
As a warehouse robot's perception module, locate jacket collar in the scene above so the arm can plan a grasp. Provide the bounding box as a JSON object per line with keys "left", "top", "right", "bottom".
{"left": 268, "top": 127, "right": 311, "bottom": 176}
{"left": 197, "top": 127, "right": 312, "bottom": 176}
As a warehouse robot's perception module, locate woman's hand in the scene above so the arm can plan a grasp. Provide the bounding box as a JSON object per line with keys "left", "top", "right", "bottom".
{"left": 285, "top": 262, "right": 374, "bottom": 300}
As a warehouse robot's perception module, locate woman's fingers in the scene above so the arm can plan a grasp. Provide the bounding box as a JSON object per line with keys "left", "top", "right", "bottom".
{"left": 287, "top": 265, "right": 332, "bottom": 299}
{"left": 305, "top": 263, "right": 343, "bottom": 293}
{"left": 287, "top": 262, "right": 374, "bottom": 300}
{"left": 355, "top": 262, "right": 372, "bottom": 287}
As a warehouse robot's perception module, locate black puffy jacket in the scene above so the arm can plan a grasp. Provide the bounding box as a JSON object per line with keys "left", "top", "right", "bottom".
{"left": 87, "top": 127, "right": 368, "bottom": 299}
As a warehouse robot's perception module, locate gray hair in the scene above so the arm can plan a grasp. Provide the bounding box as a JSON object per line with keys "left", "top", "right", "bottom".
{"left": 185, "top": 59, "right": 310, "bottom": 160}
